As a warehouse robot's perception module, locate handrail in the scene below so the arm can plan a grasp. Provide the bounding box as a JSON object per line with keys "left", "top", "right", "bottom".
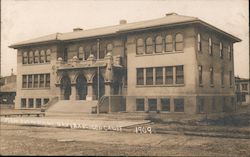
{"left": 41, "top": 96, "right": 59, "bottom": 112}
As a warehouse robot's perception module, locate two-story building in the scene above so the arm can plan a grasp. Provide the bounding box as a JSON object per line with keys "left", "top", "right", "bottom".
{"left": 9, "top": 13, "right": 241, "bottom": 114}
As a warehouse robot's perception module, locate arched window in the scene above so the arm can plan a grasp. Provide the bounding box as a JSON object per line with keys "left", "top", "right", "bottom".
{"left": 165, "top": 35, "right": 173, "bottom": 52}
{"left": 175, "top": 33, "right": 183, "bottom": 51}
{"left": 136, "top": 38, "right": 144, "bottom": 55}
{"left": 106, "top": 43, "right": 113, "bottom": 54}
{"left": 23, "top": 52, "right": 28, "bottom": 64}
{"left": 85, "top": 46, "right": 91, "bottom": 59}
{"left": 34, "top": 50, "right": 39, "bottom": 63}
{"left": 78, "top": 47, "right": 84, "bottom": 60}
{"left": 46, "top": 49, "right": 51, "bottom": 63}
{"left": 209, "top": 38, "right": 213, "bottom": 56}
{"left": 40, "top": 50, "right": 45, "bottom": 63}
{"left": 145, "top": 37, "right": 153, "bottom": 54}
{"left": 197, "top": 33, "right": 201, "bottom": 52}
{"left": 155, "top": 36, "right": 163, "bottom": 53}
{"left": 92, "top": 45, "right": 97, "bottom": 58}
{"left": 28, "top": 51, "right": 33, "bottom": 64}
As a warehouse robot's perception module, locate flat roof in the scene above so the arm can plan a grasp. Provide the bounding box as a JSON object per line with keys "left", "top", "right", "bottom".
{"left": 9, "top": 13, "right": 241, "bottom": 49}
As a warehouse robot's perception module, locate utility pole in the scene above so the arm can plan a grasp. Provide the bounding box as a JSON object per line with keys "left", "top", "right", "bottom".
{"left": 97, "top": 39, "right": 100, "bottom": 114}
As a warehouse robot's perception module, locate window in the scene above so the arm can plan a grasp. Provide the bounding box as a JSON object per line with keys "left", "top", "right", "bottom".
{"left": 136, "top": 38, "right": 144, "bottom": 55}
{"left": 136, "top": 68, "right": 144, "bottom": 85}
{"left": 174, "top": 98, "right": 184, "bottom": 112}
{"left": 21, "top": 98, "right": 26, "bottom": 108}
{"left": 40, "top": 50, "right": 45, "bottom": 63}
{"left": 22, "top": 75, "right": 27, "bottom": 88}
{"left": 209, "top": 38, "right": 213, "bottom": 56}
{"left": 92, "top": 45, "right": 97, "bottom": 58}
{"left": 221, "top": 69, "right": 224, "bottom": 87}
{"left": 106, "top": 43, "right": 113, "bottom": 55}
{"left": 228, "top": 45, "right": 232, "bottom": 60}
{"left": 176, "top": 66, "right": 184, "bottom": 84}
{"left": 242, "top": 84, "right": 248, "bottom": 91}
{"left": 165, "top": 35, "right": 173, "bottom": 52}
{"left": 44, "top": 98, "right": 49, "bottom": 105}
{"left": 197, "top": 34, "right": 201, "bottom": 52}
{"left": 165, "top": 67, "right": 173, "bottom": 84}
{"left": 148, "top": 99, "right": 157, "bottom": 111}
{"left": 63, "top": 48, "right": 68, "bottom": 62}
{"left": 45, "top": 74, "right": 50, "bottom": 87}
{"left": 28, "top": 51, "right": 34, "bottom": 64}
{"left": 85, "top": 46, "right": 91, "bottom": 60}
{"left": 146, "top": 68, "right": 153, "bottom": 85}
{"left": 78, "top": 47, "right": 84, "bottom": 60}
{"left": 198, "top": 98, "right": 205, "bottom": 113}
{"left": 198, "top": 65, "right": 203, "bottom": 85}
{"left": 28, "top": 98, "right": 34, "bottom": 108}
{"left": 220, "top": 42, "right": 223, "bottom": 59}
{"left": 175, "top": 33, "right": 183, "bottom": 51}
{"left": 161, "top": 98, "right": 170, "bottom": 112}
{"left": 40, "top": 74, "right": 45, "bottom": 88}
{"left": 229, "top": 71, "right": 233, "bottom": 87}
{"left": 23, "top": 52, "right": 28, "bottom": 64}
{"left": 34, "top": 74, "right": 39, "bottom": 88}
{"left": 136, "top": 99, "right": 145, "bottom": 111}
{"left": 34, "top": 50, "right": 39, "bottom": 63}
{"left": 210, "top": 67, "right": 214, "bottom": 85}
{"left": 145, "top": 37, "right": 153, "bottom": 54}
{"left": 155, "top": 67, "right": 163, "bottom": 85}
{"left": 45, "top": 49, "right": 51, "bottom": 62}
{"left": 155, "top": 36, "right": 163, "bottom": 53}
{"left": 28, "top": 75, "right": 32, "bottom": 88}
{"left": 36, "top": 98, "right": 42, "bottom": 108}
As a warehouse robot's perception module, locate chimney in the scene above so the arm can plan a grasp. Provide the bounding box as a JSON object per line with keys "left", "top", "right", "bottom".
{"left": 165, "top": 12, "right": 178, "bottom": 16}
{"left": 119, "top": 19, "right": 127, "bottom": 25}
{"left": 73, "top": 28, "right": 83, "bottom": 32}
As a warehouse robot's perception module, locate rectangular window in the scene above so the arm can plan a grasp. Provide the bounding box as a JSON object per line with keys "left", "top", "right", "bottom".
{"left": 176, "top": 66, "right": 184, "bottom": 84}
{"left": 209, "top": 38, "right": 213, "bottom": 56}
{"left": 44, "top": 98, "right": 49, "bottom": 105}
{"left": 174, "top": 98, "right": 184, "bottom": 112}
{"left": 34, "top": 74, "right": 39, "bottom": 88}
{"left": 28, "top": 75, "right": 33, "bottom": 88}
{"left": 136, "top": 68, "right": 144, "bottom": 85}
{"left": 146, "top": 68, "right": 153, "bottom": 85}
{"left": 210, "top": 67, "right": 214, "bottom": 85}
{"left": 136, "top": 99, "right": 145, "bottom": 111}
{"left": 221, "top": 69, "right": 224, "bottom": 87}
{"left": 165, "top": 67, "right": 173, "bottom": 84}
{"left": 148, "top": 99, "right": 157, "bottom": 111}
{"left": 155, "top": 67, "right": 163, "bottom": 85}
{"left": 40, "top": 74, "right": 45, "bottom": 88}
{"left": 45, "top": 74, "right": 50, "bottom": 88}
{"left": 22, "top": 75, "right": 27, "bottom": 88}
{"left": 36, "top": 98, "right": 42, "bottom": 108}
{"left": 198, "top": 98, "right": 205, "bottom": 113}
{"left": 28, "top": 98, "right": 34, "bottom": 108}
{"left": 198, "top": 65, "right": 203, "bottom": 85}
{"left": 161, "top": 98, "right": 170, "bottom": 112}
{"left": 197, "top": 34, "right": 202, "bottom": 52}
{"left": 21, "top": 98, "right": 26, "bottom": 108}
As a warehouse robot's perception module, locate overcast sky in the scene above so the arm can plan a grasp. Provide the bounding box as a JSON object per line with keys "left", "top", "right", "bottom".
{"left": 1, "top": 0, "right": 249, "bottom": 78}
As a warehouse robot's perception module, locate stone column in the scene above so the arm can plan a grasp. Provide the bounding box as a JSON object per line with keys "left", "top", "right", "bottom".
{"left": 86, "top": 83, "right": 96, "bottom": 101}
{"left": 70, "top": 85, "right": 77, "bottom": 100}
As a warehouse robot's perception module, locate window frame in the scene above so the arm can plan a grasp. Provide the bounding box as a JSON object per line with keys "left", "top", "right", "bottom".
{"left": 136, "top": 38, "right": 144, "bottom": 55}
{"left": 175, "top": 33, "right": 184, "bottom": 51}
{"left": 155, "top": 35, "right": 163, "bottom": 53}
{"left": 145, "top": 37, "right": 154, "bottom": 54}
{"left": 136, "top": 68, "right": 144, "bottom": 85}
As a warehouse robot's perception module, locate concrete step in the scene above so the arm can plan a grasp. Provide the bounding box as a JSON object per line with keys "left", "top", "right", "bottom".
{"left": 46, "top": 100, "right": 98, "bottom": 115}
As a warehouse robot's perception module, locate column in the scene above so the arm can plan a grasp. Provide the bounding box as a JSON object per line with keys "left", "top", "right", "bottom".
{"left": 104, "top": 82, "right": 112, "bottom": 96}
{"left": 86, "top": 83, "right": 95, "bottom": 101}
{"left": 70, "top": 85, "right": 77, "bottom": 100}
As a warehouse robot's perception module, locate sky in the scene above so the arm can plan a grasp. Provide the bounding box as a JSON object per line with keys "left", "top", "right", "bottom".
{"left": 1, "top": 0, "right": 249, "bottom": 78}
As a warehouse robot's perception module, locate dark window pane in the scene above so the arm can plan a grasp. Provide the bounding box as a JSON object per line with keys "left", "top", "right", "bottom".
{"left": 176, "top": 66, "right": 184, "bottom": 84}
{"left": 148, "top": 99, "right": 157, "bottom": 111}
{"left": 28, "top": 98, "right": 34, "bottom": 108}
{"left": 166, "top": 67, "right": 173, "bottom": 84}
{"left": 161, "top": 98, "right": 170, "bottom": 111}
{"left": 136, "top": 99, "right": 144, "bottom": 111}
{"left": 146, "top": 68, "right": 153, "bottom": 85}
{"left": 156, "top": 67, "right": 163, "bottom": 85}
{"left": 21, "top": 98, "right": 26, "bottom": 108}
{"left": 36, "top": 98, "right": 42, "bottom": 108}
{"left": 136, "top": 68, "right": 144, "bottom": 85}
{"left": 174, "top": 99, "right": 184, "bottom": 112}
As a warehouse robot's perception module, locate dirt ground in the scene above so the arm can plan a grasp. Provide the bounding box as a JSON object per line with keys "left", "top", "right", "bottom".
{"left": 1, "top": 123, "right": 250, "bottom": 156}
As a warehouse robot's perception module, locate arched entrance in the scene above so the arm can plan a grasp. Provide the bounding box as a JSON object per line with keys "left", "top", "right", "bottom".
{"left": 93, "top": 74, "right": 105, "bottom": 100}
{"left": 60, "top": 75, "right": 71, "bottom": 100}
{"left": 76, "top": 74, "right": 87, "bottom": 100}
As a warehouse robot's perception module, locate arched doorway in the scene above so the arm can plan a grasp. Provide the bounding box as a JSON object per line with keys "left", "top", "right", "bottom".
{"left": 93, "top": 74, "right": 105, "bottom": 100}
{"left": 76, "top": 74, "right": 87, "bottom": 100}
{"left": 60, "top": 75, "right": 71, "bottom": 100}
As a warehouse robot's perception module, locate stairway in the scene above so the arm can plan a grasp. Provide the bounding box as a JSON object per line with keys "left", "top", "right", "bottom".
{"left": 45, "top": 100, "right": 98, "bottom": 116}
